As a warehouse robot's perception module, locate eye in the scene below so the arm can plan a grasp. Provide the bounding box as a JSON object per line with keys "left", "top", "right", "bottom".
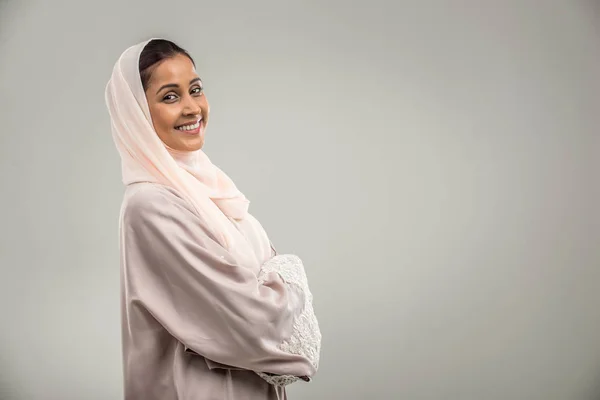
{"left": 163, "top": 93, "right": 178, "bottom": 102}
{"left": 191, "top": 86, "right": 204, "bottom": 95}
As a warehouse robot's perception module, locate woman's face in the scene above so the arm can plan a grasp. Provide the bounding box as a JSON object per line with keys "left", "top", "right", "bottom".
{"left": 144, "top": 53, "right": 209, "bottom": 151}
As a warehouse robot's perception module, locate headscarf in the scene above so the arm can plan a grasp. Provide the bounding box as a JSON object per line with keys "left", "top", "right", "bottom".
{"left": 105, "top": 38, "right": 250, "bottom": 252}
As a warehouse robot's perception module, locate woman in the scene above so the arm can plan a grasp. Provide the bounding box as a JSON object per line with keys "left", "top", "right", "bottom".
{"left": 104, "top": 38, "right": 321, "bottom": 400}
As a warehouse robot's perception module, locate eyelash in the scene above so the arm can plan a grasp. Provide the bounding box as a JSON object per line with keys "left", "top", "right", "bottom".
{"left": 163, "top": 87, "right": 203, "bottom": 102}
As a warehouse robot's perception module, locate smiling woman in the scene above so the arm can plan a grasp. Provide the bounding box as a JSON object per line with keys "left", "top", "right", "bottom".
{"left": 139, "top": 41, "right": 208, "bottom": 152}
{"left": 104, "top": 38, "right": 321, "bottom": 400}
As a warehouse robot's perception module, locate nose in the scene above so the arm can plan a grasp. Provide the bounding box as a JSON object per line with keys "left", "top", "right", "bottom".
{"left": 182, "top": 95, "right": 202, "bottom": 116}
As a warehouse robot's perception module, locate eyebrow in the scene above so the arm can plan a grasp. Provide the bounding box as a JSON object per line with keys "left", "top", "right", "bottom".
{"left": 156, "top": 77, "right": 202, "bottom": 95}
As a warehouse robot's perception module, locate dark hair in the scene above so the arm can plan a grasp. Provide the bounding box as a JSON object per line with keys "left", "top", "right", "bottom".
{"left": 139, "top": 39, "right": 196, "bottom": 91}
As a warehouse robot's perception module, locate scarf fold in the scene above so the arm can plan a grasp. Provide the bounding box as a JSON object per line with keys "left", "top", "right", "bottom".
{"left": 164, "top": 144, "right": 250, "bottom": 220}
{"left": 105, "top": 38, "right": 250, "bottom": 250}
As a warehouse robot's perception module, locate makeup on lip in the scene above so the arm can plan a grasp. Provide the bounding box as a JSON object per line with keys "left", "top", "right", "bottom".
{"left": 175, "top": 119, "right": 202, "bottom": 135}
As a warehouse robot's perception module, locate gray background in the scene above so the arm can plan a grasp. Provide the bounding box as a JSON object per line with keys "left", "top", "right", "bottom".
{"left": 1, "top": 0, "right": 599, "bottom": 399}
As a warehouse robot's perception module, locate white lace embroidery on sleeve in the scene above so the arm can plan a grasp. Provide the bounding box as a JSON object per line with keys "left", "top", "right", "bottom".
{"left": 255, "top": 254, "right": 322, "bottom": 386}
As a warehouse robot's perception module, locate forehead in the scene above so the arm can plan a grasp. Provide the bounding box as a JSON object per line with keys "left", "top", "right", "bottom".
{"left": 149, "top": 54, "right": 198, "bottom": 84}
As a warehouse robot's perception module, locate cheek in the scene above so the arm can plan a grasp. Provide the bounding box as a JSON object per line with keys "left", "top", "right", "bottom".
{"left": 151, "top": 105, "right": 179, "bottom": 130}
{"left": 201, "top": 98, "right": 210, "bottom": 117}
{"left": 198, "top": 95, "right": 209, "bottom": 109}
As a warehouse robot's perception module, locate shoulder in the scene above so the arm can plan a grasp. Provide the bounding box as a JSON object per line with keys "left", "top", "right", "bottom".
{"left": 120, "top": 182, "right": 222, "bottom": 247}
{"left": 122, "top": 182, "right": 195, "bottom": 224}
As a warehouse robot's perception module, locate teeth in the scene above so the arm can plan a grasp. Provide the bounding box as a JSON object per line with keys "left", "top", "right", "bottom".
{"left": 176, "top": 120, "right": 201, "bottom": 131}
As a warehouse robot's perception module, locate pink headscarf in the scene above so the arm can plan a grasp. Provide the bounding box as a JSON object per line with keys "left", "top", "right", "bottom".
{"left": 105, "top": 38, "right": 250, "bottom": 251}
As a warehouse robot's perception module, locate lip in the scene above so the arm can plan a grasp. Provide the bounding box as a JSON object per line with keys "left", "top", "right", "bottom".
{"left": 174, "top": 120, "right": 202, "bottom": 135}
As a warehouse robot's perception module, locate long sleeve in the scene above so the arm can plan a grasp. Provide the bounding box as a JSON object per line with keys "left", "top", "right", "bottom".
{"left": 121, "top": 186, "right": 316, "bottom": 379}
{"left": 255, "top": 255, "right": 322, "bottom": 386}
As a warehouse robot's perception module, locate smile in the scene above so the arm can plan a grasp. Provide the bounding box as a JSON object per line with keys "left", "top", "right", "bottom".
{"left": 175, "top": 118, "right": 202, "bottom": 134}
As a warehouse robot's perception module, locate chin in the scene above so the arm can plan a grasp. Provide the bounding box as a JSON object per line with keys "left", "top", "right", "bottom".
{"left": 173, "top": 135, "right": 204, "bottom": 151}
{"left": 193, "top": 136, "right": 204, "bottom": 149}
{"left": 187, "top": 138, "right": 204, "bottom": 151}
